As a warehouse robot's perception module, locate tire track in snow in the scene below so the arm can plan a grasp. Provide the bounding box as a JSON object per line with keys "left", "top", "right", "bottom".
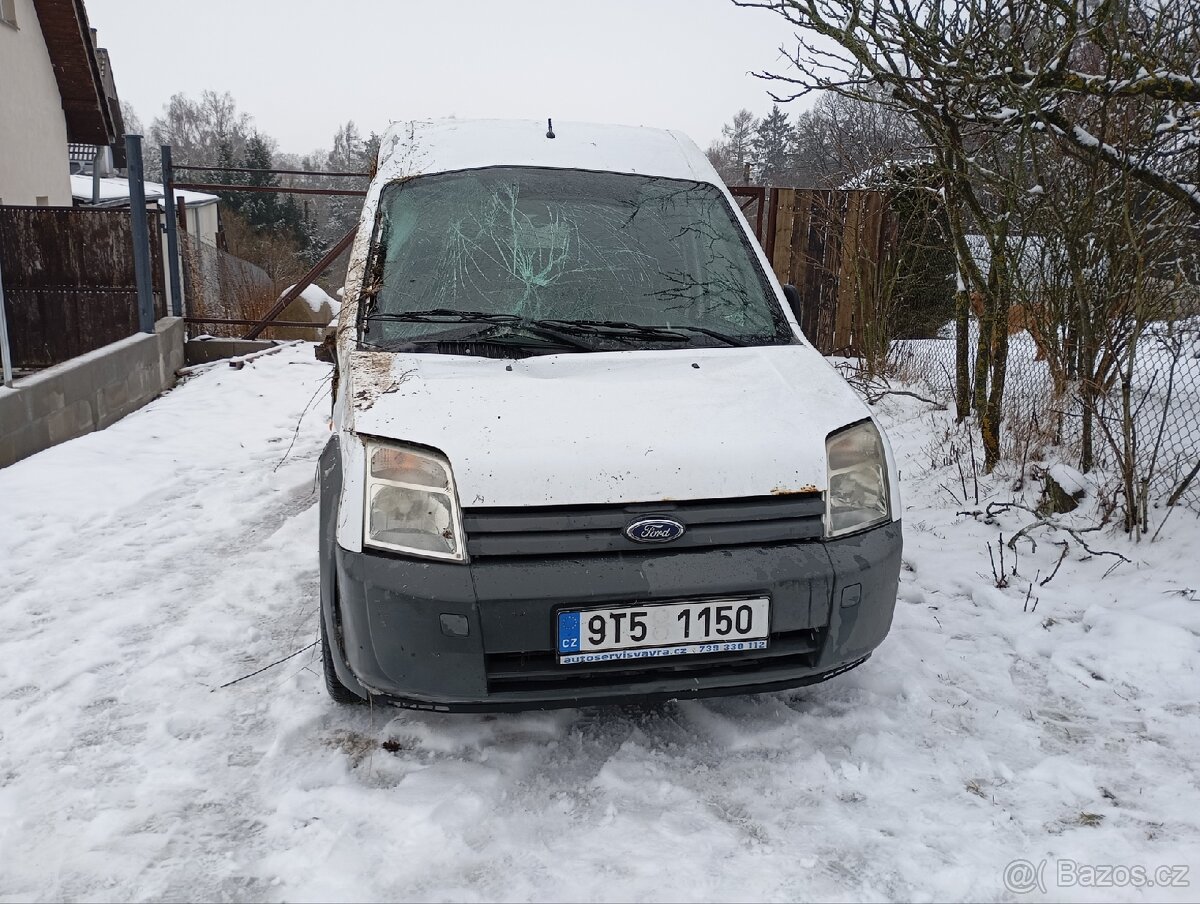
{"left": 0, "top": 350, "right": 333, "bottom": 901}
{"left": 2, "top": 356, "right": 1199, "bottom": 902}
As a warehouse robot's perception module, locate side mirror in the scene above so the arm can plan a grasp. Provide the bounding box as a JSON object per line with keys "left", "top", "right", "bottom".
{"left": 314, "top": 331, "right": 336, "bottom": 364}
{"left": 783, "top": 284, "right": 812, "bottom": 339}
{"left": 782, "top": 284, "right": 803, "bottom": 320}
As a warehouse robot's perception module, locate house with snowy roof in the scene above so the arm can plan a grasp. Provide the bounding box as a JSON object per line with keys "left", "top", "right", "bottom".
{"left": 0, "top": 0, "right": 125, "bottom": 206}
{"left": 68, "top": 174, "right": 222, "bottom": 247}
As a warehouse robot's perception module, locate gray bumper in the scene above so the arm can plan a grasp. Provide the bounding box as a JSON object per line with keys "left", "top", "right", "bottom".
{"left": 319, "top": 444, "right": 901, "bottom": 711}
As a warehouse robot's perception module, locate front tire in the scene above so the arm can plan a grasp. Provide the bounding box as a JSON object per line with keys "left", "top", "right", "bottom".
{"left": 321, "top": 609, "right": 365, "bottom": 705}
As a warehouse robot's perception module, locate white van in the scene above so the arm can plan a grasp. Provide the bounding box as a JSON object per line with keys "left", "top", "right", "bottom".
{"left": 318, "top": 118, "right": 902, "bottom": 711}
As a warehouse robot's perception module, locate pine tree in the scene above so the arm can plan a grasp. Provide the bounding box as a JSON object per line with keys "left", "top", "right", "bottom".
{"left": 323, "top": 121, "right": 370, "bottom": 246}
{"left": 278, "top": 194, "right": 307, "bottom": 248}
{"left": 751, "top": 105, "right": 795, "bottom": 186}
{"left": 236, "top": 133, "right": 280, "bottom": 232}
{"left": 215, "top": 140, "right": 243, "bottom": 216}
{"left": 298, "top": 199, "right": 323, "bottom": 265}
{"left": 721, "top": 110, "right": 758, "bottom": 183}
{"left": 362, "top": 131, "right": 382, "bottom": 174}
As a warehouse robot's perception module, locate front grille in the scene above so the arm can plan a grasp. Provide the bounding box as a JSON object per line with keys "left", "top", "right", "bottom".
{"left": 462, "top": 493, "right": 824, "bottom": 558}
{"left": 485, "top": 628, "right": 825, "bottom": 694}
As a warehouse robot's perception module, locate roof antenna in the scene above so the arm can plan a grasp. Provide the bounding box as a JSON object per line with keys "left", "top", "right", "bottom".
{"left": 545, "top": 118, "right": 556, "bottom": 139}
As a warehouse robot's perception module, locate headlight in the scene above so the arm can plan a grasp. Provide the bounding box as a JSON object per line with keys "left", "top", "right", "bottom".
{"left": 363, "top": 441, "right": 465, "bottom": 561}
{"left": 825, "top": 420, "right": 891, "bottom": 538}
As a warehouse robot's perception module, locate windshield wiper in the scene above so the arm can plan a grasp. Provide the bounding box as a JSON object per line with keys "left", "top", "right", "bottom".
{"left": 363, "top": 310, "right": 751, "bottom": 350}
{"left": 361, "top": 334, "right": 581, "bottom": 358}
{"left": 535, "top": 318, "right": 748, "bottom": 347}
{"left": 366, "top": 308, "right": 523, "bottom": 326}
{"left": 362, "top": 309, "right": 596, "bottom": 351}
{"left": 650, "top": 324, "right": 749, "bottom": 347}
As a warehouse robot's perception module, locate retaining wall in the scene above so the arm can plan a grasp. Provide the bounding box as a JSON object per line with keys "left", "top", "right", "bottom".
{"left": 0, "top": 317, "right": 185, "bottom": 468}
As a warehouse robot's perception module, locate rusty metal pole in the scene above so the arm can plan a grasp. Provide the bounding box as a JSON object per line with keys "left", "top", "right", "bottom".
{"left": 125, "top": 135, "right": 156, "bottom": 334}
{"left": 173, "top": 182, "right": 366, "bottom": 198}
{"left": 160, "top": 145, "right": 184, "bottom": 317}
{"left": 242, "top": 227, "right": 356, "bottom": 340}
{"left": 0, "top": 252, "right": 13, "bottom": 387}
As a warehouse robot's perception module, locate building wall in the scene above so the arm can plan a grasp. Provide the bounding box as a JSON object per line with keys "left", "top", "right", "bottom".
{"left": 0, "top": 0, "right": 72, "bottom": 206}
{"left": 161, "top": 201, "right": 220, "bottom": 314}
{"left": 190, "top": 202, "right": 220, "bottom": 247}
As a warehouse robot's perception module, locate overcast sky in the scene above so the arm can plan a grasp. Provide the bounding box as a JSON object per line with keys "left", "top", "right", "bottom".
{"left": 85, "top": 0, "right": 810, "bottom": 156}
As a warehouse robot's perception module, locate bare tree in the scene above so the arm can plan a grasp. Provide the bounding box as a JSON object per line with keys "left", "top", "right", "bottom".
{"left": 120, "top": 101, "right": 143, "bottom": 137}
{"left": 735, "top": 0, "right": 1200, "bottom": 215}
{"left": 795, "top": 91, "right": 924, "bottom": 188}
{"left": 705, "top": 139, "right": 740, "bottom": 183}
{"left": 148, "top": 90, "right": 255, "bottom": 175}
{"left": 733, "top": 0, "right": 1200, "bottom": 479}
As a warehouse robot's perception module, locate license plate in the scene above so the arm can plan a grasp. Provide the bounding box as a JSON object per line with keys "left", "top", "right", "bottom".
{"left": 556, "top": 598, "right": 769, "bottom": 664}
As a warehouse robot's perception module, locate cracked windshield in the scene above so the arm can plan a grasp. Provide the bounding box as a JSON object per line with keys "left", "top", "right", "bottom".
{"left": 360, "top": 166, "right": 792, "bottom": 352}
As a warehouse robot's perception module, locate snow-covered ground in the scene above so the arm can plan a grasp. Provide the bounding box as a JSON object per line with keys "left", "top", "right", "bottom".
{"left": 1, "top": 345, "right": 1198, "bottom": 902}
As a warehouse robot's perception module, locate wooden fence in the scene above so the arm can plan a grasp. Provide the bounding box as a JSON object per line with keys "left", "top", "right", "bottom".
{"left": 729, "top": 186, "right": 895, "bottom": 355}
{"left": 0, "top": 205, "right": 165, "bottom": 368}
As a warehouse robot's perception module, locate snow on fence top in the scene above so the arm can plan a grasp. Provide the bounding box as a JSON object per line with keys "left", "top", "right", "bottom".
{"left": 375, "top": 118, "right": 719, "bottom": 186}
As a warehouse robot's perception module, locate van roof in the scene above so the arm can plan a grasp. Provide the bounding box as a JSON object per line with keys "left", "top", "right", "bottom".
{"left": 376, "top": 118, "right": 720, "bottom": 185}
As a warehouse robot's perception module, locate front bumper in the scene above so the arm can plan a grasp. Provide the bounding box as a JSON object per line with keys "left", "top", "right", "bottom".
{"left": 321, "top": 519, "right": 902, "bottom": 712}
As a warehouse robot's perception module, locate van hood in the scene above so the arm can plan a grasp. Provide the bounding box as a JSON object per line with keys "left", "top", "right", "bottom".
{"left": 346, "top": 344, "right": 870, "bottom": 508}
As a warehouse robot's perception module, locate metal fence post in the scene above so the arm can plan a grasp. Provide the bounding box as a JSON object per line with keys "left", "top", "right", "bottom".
{"left": 0, "top": 253, "right": 13, "bottom": 387}
{"left": 160, "top": 145, "right": 184, "bottom": 318}
{"left": 125, "top": 135, "right": 156, "bottom": 334}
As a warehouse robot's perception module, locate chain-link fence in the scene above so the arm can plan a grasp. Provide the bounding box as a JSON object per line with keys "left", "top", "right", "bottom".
{"left": 889, "top": 316, "right": 1200, "bottom": 515}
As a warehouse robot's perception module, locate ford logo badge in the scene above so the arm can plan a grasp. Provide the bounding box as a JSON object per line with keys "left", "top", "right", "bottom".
{"left": 625, "top": 518, "right": 686, "bottom": 544}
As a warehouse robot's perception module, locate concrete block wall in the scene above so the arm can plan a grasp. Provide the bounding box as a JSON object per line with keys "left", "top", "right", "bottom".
{"left": 0, "top": 317, "right": 185, "bottom": 468}
{"left": 184, "top": 337, "right": 276, "bottom": 366}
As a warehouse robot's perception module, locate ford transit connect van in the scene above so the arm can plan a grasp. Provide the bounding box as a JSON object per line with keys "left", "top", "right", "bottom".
{"left": 318, "top": 118, "right": 901, "bottom": 711}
